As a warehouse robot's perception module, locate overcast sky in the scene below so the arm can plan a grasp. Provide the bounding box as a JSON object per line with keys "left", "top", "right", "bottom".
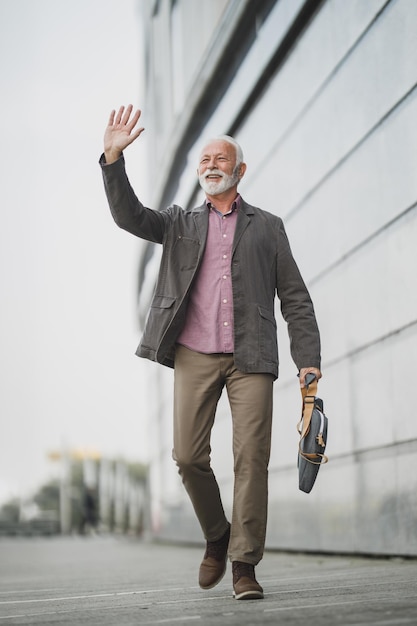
{"left": 0, "top": 0, "right": 151, "bottom": 504}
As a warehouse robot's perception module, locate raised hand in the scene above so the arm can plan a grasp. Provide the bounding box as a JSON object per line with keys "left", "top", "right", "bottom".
{"left": 104, "top": 105, "right": 144, "bottom": 164}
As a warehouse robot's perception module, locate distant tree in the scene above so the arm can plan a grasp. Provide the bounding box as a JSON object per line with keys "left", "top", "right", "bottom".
{"left": 33, "top": 481, "right": 60, "bottom": 513}
{"left": 127, "top": 462, "right": 148, "bottom": 482}
{"left": 0, "top": 498, "right": 20, "bottom": 523}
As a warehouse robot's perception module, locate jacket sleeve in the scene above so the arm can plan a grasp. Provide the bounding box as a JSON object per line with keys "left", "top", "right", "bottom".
{"left": 275, "top": 218, "right": 321, "bottom": 371}
{"left": 99, "top": 153, "right": 167, "bottom": 244}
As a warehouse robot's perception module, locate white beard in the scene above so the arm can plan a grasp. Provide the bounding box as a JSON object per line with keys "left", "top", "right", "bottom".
{"left": 199, "top": 168, "right": 239, "bottom": 195}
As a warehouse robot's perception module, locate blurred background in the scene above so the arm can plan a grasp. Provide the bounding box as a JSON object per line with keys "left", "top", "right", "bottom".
{"left": 1, "top": 0, "right": 417, "bottom": 556}
{"left": 0, "top": 0, "right": 150, "bottom": 536}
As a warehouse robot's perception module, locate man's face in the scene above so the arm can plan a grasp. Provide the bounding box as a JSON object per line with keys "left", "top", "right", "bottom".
{"left": 198, "top": 140, "right": 241, "bottom": 196}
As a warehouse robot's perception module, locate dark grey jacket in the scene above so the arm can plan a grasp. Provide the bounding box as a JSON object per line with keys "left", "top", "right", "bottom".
{"left": 101, "top": 155, "right": 321, "bottom": 379}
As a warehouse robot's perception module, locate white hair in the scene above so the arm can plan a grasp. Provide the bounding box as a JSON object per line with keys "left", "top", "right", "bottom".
{"left": 203, "top": 135, "right": 244, "bottom": 167}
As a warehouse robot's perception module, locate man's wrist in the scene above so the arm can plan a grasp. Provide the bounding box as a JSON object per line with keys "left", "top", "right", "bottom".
{"left": 104, "top": 149, "right": 122, "bottom": 165}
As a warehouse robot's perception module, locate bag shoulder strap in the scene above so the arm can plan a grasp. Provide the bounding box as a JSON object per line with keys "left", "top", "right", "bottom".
{"left": 297, "top": 379, "right": 318, "bottom": 438}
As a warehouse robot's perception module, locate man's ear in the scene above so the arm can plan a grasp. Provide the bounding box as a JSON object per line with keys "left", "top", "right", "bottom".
{"left": 239, "top": 163, "right": 247, "bottom": 180}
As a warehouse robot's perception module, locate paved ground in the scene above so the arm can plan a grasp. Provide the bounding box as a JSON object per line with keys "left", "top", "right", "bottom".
{"left": 0, "top": 536, "right": 416, "bottom": 625}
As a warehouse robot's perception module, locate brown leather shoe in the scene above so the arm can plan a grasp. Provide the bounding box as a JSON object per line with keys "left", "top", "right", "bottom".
{"left": 199, "top": 524, "right": 230, "bottom": 589}
{"left": 232, "top": 561, "right": 264, "bottom": 600}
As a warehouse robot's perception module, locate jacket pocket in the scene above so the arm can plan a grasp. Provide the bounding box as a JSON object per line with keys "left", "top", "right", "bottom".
{"left": 258, "top": 305, "right": 278, "bottom": 364}
{"left": 151, "top": 295, "right": 176, "bottom": 310}
{"left": 173, "top": 235, "right": 200, "bottom": 271}
{"left": 141, "top": 295, "right": 177, "bottom": 351}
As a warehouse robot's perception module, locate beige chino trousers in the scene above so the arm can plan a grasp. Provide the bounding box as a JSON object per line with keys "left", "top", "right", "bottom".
{"left": 173, "top": 345, "right": 274, "bottom": 565}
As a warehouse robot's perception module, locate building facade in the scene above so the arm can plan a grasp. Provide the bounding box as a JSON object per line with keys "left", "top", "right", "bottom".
{"left": 135, "top": 0, "right": 417, "bottom": 556}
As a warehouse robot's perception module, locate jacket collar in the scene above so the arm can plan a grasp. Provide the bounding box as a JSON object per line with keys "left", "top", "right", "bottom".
{"left": 189, "top": 197, "right": 255, "bottom": 215}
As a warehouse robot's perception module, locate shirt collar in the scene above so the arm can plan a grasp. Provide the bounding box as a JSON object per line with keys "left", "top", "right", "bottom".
{"left": 206, "top": 194, "right": 241, "bottom": 215}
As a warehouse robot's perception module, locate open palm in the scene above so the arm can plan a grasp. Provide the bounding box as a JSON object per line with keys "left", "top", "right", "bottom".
{"left": 104, "top": 104, "right": 144, "bottom": 163}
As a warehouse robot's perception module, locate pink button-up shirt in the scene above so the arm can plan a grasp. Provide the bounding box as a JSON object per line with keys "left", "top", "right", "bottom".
{"left": 176, "top": 196, "right": 240, "bottom": 353}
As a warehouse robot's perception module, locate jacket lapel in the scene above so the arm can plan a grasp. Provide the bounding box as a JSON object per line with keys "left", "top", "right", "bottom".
{"left": 192, "top": 204, "right": 209, "bottom": 256}
{"left": 233, "top": 200, "right": 253, "bottom": 255}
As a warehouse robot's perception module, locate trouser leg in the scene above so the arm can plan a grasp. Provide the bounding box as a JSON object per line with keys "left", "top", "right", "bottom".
{"left": 172, "top": 345, "right": 229, "bottom": 542}
{"left": 225, "top": 364, "right": 274, "bottom": 565}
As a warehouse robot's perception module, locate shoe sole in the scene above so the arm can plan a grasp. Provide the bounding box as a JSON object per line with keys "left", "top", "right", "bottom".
{"left": 233, "top": 590, "right": 264, "bottom": 600}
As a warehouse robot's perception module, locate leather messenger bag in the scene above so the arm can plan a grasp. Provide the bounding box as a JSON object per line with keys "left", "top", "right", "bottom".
{"left": 297, "top": 373, "right": 328, "bottom": 493}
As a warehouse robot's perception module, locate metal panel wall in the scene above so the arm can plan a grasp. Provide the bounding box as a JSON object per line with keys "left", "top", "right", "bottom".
{"left": 139, "top": 0, "right": 417, "bottom": 555}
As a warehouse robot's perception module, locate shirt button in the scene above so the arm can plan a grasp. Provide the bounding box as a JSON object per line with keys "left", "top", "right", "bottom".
{"left": 223, "top": 299, "right": 227, "bottom": 304}
{"left": 222, "top": 275, "right": 227, "bottom": 280}
{"left": 223, "top": 234, "right": 227, "bottom": 238}
{"left": 222, "top": 254, "right": 227, "bottom": 259}
{"left": 223, "top": 321, "right": 228, "bottom": 326}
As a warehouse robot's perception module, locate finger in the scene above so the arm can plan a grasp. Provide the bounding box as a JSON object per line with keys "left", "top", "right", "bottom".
{"left": 126, "top": 109, "right": 142, "bottom": 132}
{"left": 115, "top": 105, "right": 125, "bottom": 125}
{"left": 127, "top": 127, "right": 145, "bottom": 143}
{"left": 121, "top": 103, "right": 134, "bottom": 126}
{"left": 107, "top": 109, "right": 116, "bottom": 126}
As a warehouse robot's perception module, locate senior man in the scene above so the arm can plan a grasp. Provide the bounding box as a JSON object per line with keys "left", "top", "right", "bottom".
{"left": 100, "top": 105, "right": 321, "bottom": 600}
